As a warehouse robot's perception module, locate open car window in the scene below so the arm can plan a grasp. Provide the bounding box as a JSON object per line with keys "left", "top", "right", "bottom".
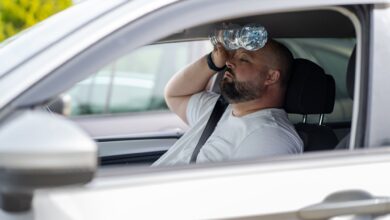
{"left": 61, "top": 38, "right": 354, "bottom": 125}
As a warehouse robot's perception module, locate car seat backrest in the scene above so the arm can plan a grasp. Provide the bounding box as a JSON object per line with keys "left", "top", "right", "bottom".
{"left": 284, "top": 58, "right": 338, "bottom": 152}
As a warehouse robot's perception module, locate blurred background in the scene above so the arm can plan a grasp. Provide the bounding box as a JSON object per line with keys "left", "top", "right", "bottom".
{"left": 0, "top": 0, "right": 75, "bottom": 42}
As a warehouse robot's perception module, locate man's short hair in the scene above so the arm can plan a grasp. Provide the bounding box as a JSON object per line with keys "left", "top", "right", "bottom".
{"left": 267, "top": 39, "right": 294, "bottom": 87}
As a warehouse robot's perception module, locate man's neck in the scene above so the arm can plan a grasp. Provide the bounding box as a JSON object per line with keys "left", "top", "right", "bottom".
{"left": 230, "top": 94, "right": 284, "bottom": 117}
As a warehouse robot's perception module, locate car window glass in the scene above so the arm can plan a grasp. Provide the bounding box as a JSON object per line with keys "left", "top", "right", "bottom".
{"left": 62, "top": 38, "right": 354, "bottom": 126}
{"left": 65, "top": 41, "right": 212, "bottom": 116}
{"left": 280, "top": 38, "right": 356, "bottom": 124}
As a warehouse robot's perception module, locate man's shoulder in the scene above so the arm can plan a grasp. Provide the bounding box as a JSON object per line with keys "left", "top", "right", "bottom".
{"left": 238, "top": 108, "right": 289, "bottom": 127}
{"left": 187, "top": 91, "right": 220, "bottom": 114}
{"left": 238, "top": 109, "right": 302, "bottom": 149}
{"left": 186, "top": 91, "right": 221, "bottom": 126}
{"left": 237, "top": 124, "right": 303, "bottom": 154}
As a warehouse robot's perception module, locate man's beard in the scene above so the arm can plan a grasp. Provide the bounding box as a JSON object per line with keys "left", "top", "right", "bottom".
{"left": 220, "top": 68, "right": 264, "bottom": 104}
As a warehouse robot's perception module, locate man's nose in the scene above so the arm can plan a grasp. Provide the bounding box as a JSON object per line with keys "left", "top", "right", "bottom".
{"left": 226, "top": 59, "right": 235, "bottom": 69}
{"left": 225, "top": 51, "right": 236, "bottom": 68}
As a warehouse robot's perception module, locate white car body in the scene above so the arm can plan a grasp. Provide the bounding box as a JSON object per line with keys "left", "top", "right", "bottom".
{"left": 1, "top": 0, "right": 390, "bottom": 219}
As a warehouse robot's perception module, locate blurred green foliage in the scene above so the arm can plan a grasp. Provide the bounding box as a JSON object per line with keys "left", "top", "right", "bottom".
{"left": 0, "top": 0, "right": 72, "bottom": 42}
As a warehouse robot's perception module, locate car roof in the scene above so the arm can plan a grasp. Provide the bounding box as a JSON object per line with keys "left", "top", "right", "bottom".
{"left": 161, "top": 9, "right": 355, "bottom": 44}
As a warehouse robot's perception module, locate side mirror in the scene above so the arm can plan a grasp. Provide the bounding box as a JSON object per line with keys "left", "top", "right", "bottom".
{"left": 0, "top": 110, "right": 97, "bottom": 213}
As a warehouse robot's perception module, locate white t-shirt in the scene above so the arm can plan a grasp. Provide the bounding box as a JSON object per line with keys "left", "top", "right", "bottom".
{"left": 153, "top": 92, "right": 303, "bottom": 166}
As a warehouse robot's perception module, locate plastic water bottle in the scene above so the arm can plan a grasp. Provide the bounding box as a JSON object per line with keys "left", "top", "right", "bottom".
{"left": 239, "top": 24, "right": 268, "bottom": 51}
{"left": 210, "top": 24, "right": 268, "bottom": 51}
{"left": 210, "top": 24, "right": 240, "bottom": 50}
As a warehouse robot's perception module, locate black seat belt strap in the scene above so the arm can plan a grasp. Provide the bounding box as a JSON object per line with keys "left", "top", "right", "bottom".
{"left": 190, "top": 95, "right": 228, "bottom": 163}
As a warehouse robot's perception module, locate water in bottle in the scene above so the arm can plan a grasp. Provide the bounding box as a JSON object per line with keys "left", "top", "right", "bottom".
{"left": 239, "top": 24, "right": 268, "bottom": 51}
{"left": 209, "top": 23, "right": 268, "bottom": 51}
{"left": 210, "top": 24, "right": 240, "bottom": 50}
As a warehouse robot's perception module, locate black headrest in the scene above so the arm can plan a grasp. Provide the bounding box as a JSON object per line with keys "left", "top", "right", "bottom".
{"left": 346, "top": 46, "right": 356, "bottom": 99}
{"left": 284, "top": 58, "right": 335, "bottom": 114}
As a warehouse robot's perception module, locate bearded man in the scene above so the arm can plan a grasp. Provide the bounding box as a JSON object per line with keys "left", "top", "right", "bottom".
{"left": 153, "top": 39, "right": 303, "bottom": 166}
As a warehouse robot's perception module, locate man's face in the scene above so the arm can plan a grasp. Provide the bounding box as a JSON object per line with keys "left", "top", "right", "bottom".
{"left": 220, "top": 49, "right": 270, "bottom": 103}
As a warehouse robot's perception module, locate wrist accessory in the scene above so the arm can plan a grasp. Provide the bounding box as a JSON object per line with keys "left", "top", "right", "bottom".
{"left": 207, "top": 52, "right": 226, "bottom": 72}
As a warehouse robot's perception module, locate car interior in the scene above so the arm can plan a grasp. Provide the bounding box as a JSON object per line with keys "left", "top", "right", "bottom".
{"left": 47, "top": 7, "right": 358, "bottom": 166}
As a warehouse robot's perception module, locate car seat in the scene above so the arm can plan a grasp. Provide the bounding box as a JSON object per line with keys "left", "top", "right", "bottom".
{"left": 285, "top": 58, "right": 338, "bottom": 152}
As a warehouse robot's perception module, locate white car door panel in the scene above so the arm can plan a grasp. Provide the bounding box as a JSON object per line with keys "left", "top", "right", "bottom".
{"left": 34, "top": 148, "right": 390, "bottom": 220}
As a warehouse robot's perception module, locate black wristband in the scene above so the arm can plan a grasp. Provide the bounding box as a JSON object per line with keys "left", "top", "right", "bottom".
{"left": 207, "top": 52, "right": 226, "bottom": 72}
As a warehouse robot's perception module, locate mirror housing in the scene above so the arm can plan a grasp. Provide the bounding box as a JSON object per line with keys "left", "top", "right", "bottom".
{"left": 0, "top": 110, "right": 97, "bottom": 213}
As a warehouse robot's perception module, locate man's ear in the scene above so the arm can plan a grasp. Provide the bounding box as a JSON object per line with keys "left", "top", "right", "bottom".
{"left": 265, "top": 69, "right": 281, "bottom": 85}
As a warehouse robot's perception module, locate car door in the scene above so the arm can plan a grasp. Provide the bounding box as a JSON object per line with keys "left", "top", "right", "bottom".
{"left": 33, "top": 149, "right": 390, "bottom": 219}
{"left": 2, "top": 0, "right": 390, "bottom": 219}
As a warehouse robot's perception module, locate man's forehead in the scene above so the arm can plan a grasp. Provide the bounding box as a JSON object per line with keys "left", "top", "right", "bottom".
{"left": 235, "top": 48, "right": 266, "bottom": 58}
{"left": 235, "top": 49, "right": 257, "bottom": 56}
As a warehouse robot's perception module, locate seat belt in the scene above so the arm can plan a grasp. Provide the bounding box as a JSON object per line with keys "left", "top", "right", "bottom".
{"left": 190, "top": 95, "right": 228, "bottom": 163}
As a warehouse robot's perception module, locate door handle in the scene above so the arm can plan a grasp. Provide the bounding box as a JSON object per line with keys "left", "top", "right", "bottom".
{"left": 299, "top": 190, "right": 390, "bottom": 220}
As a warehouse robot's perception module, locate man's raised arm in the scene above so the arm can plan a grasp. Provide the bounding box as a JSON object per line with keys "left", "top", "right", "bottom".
{"left": 164, "top": 44, "right": 227, "bottom": 124}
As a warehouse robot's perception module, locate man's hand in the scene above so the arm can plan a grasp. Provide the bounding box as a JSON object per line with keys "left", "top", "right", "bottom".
{"left": 211, "top": 43, "right": 229, "bottom": 69}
